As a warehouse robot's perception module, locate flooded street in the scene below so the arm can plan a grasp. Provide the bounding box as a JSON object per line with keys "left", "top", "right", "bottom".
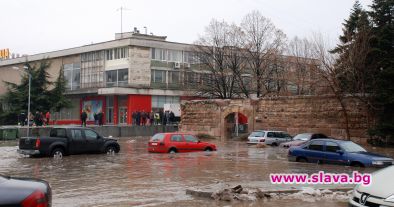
{"left": 1, "top": 138, "right": 393, "bottom": 207}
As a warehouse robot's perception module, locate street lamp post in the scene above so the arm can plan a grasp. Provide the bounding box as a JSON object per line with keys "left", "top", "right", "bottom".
{"left": 12, "top": 65, "right": 31, "bottom": 137}
{"left": 25, "top": 66, "right": 31, "bottom": 137}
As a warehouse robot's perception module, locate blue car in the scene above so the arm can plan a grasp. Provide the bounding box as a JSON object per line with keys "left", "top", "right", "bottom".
{"left": 288, "top": 139, "right": 394, "bottom": 167}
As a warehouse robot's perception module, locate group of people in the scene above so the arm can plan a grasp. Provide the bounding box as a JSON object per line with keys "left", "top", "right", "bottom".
{"left": 132, "top": 110, "right": 175, "bottom": 126}
{"left": 19, "top": 111, "right": 51, "bottom": 126}
{"left": 80, "top": 109, "right": 177, "bottom": 127}
{"left": 80, "top": 110, "right": 104, "bottom": 127}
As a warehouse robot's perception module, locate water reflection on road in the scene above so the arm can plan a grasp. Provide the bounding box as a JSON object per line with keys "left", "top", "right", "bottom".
{"left": 0, "top": 138, "right": 393, "bottom": 207}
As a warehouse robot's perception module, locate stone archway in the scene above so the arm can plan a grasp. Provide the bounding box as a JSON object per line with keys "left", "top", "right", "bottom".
{"left": 224, "top": 112, "right": 249, "bottom": 139}
{"left": 220, "top": 104, "right": 254, "bottom": 140}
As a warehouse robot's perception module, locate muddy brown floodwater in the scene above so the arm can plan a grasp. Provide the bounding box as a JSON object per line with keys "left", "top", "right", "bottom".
{"left": 1, "top": 138, "right": 393, "bottom": 207}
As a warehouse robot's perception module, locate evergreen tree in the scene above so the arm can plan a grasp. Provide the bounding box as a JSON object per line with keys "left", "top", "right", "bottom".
{"left": 368, "top": 0, "right": 394, "bottom": 143}
{"left": 50, "top": 67, "right": 71, "bottom": 112}
{"left": 332, "top": 0, "right": 365, "bottom": 54}
{"left": 0, "top": 60, "right": 70, "bottom": 125}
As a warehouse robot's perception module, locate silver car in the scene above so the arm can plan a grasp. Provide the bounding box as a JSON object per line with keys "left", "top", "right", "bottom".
{"left": 349, "top": 166, "right": 394, "bottom": 206}
{"left": 247, "top": 130, "right": 292, "bottom": 146}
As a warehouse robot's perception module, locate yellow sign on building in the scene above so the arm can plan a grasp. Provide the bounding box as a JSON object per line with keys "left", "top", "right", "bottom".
{"left": 0, "top": 48, "right": 10, "bottom": 59}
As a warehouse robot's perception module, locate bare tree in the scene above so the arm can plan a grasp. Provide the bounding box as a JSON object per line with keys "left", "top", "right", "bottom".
{"left": 241, "top": 10, "right": 287, "bottom": 97}
{"left": 193, "top": 20, "right": 251, "bottom": 99}
{"left": 310, "top": 33, "right": 352, "bottom": 140}
{"left": 225, "top": 24, "right": 251, "bottom": 98}
{"left": 193, "top": 19, "right": 234, "bottom": 98}
{"left": 287, "top": 37, "right": 318, "bottom": 95}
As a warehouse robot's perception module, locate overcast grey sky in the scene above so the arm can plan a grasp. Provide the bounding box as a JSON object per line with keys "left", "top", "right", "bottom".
{"left": 0, "top": 0, "right": 373, "bottom": 55}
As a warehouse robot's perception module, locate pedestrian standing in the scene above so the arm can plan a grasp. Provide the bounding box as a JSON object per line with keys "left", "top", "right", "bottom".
{"left": 45, "top": 111, "right": 51, "bottom": 125}
{"left": 132, "top": 111, "right": 137, "bottom": 125}
{"left": 154, "top": 112, "right": 160, "bottom": 125}
{"left": 149, "top": 111, "right": 154, "bottom": 126}
{"left": 159, "top": 110, "right": 164, "bottom": 125}
{"left": 94, "top": 113, "right": 98, "bottom": 125}
{"left": 169, "top": 111, "right": 175, "bottom": 125}
{"left": 81, "top": 110, "right": 87, "bottom": 127}
{"left": 164, "top": 110, "right": 170, "bottom": 126}
{"left": 98, "top": 111, "right": 103, "bottom": 126}
{"left": 136, "top": 111, "right": 141, "bottom": 126}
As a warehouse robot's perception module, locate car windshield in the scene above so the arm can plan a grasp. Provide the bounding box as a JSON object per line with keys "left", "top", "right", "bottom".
{"left": 340, "top": 142, "right": 367, "bottom": 152}
{"left": 250, "top": 131, "right": 265, "bottom": 137}
{"left": 151, "top": 133, "right": 165, "bottom": 141}
{"left": 293, "top": 134, "right": 311, "bottom": 141}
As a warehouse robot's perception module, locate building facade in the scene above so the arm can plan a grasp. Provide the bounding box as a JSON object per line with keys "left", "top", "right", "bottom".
{"left": 0, "top": 32, "right": 205, "bottom": 125}
{"left": 0, "top": 32, "right": 321, "bottom": 125}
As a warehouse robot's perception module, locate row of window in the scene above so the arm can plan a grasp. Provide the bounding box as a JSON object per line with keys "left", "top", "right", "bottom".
{"left": 106, "top": 47, "right": 128, "bottom": 60}
{"left": 151, "top": 70, "right": 252, "bottom": 87}
{"left": 151, "top": 48, "right": 199, "bottom": 63}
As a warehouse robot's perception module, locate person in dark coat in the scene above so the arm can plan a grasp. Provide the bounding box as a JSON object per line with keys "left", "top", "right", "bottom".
{"left": 81, "top": 110, "right": 87, "bottom": 127}
{"left": 94, "top": 113, "right": 98, "bottom": 125}
{"left": 159, "top": 110, "right": 164, "bottom": 125}
{"left": 98, "top": 111, "right": 103, "bottom": 126}
{"left": 34, "top": 111, "right": 43, "bottom": 126}
{"left": 136, "top": 111, "right": 141, "bottom": 126}
{"left": 169, "top": 111, "right": 175, "bottom": 125}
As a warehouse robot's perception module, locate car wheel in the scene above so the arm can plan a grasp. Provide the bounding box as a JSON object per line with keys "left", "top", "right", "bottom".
{"left": 271, "top": 143, "right": 278, "bottom": 147}
{"left": 204, "top": 147, "right": 212, "bottom": 152}
{"left": 51, "top": 148, "right": 64, "bottom": 159}
{"left": 106, "top": 146, "right": 116, "bottom": 155}
{"left": 297, "top": 157, "right": 308, "bottom": 163}
{"left": 169, "top": 148, "right": 177, "bottom": 153}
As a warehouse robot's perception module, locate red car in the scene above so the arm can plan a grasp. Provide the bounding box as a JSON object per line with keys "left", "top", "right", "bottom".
{"left": 148, "top": 133, "right": 217, "bottom": 153}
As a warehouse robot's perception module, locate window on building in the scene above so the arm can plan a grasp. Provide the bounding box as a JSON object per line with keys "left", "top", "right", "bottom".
{"left": 105, "top": 47, "right": 128, "bottom": 60}
{"left": 106, "top": 70, "right": 117, "bottom": 87}
{"left": 106, "top": 69, "right": 128, "bottom": 87}
{"left": 151, "top": 96, "right": 180, "bottom": 109}
{"left": 167, "top": 50, "right": 182, "bottom": 62}
{"left": 117, "top": 69, "right": 128, "bottom": 86}
{"left": 168, "top": 71, "right": 180, "bottom": 84}
{"left": 63, "top": 63, "right": 81, "bottom": 90}
{"left": 152, "top": 70, "right": 167, "bottom": 83}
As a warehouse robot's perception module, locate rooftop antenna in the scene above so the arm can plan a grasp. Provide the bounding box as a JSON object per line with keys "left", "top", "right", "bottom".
{"left": 116, "top": 7, "right": 131, "bottom": 38}
{"left": 143, "top": 26, "right": 147, "bottom": 35}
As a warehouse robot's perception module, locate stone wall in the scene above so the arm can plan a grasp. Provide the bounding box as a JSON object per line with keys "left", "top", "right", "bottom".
{"left": 179, "top": 96, "right": 371, "bottom": 143}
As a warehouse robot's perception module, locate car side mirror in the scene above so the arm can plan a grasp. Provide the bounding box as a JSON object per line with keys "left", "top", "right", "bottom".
{"left": 336, "top": 150, "right": 344, "bottom": 154}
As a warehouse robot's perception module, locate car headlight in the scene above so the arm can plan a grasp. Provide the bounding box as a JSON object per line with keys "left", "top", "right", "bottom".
{"left": 372, "top": 160, "right": 384, "bottom": 165}
{"left": 385, "top": 195, "right": 394, "bottom": 203}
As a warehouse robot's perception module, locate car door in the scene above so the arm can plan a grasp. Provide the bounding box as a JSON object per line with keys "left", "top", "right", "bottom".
{"left": 280, "top": 132, "right": 292, "bottom": 143}
{"left": 266, "top": 132, "right": 275, "bottom": 145}
{"left": 169, "top": 134, "right": 185, "bottom": 152}
{"left": 184, "top": 134, "right": 201, "bottom": 151}
{"left": 84, "top": 129, "right": 102, "bottom": 153}
{"left": 324, "top": 141, "right": 347, "bottom": 165}
{"left": 303, "top": 140, "right": 325, "bottom": 163}
{"left": 69, "top": 129, "right": 86, "bottom": 154}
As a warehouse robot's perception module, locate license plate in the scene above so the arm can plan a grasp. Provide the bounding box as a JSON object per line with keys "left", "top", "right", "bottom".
{"left": 151, "top": 143, "right": 158, "bottom": 146}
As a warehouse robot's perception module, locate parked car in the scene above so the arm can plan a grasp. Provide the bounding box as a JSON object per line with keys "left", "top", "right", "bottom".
{"left": 0, "top": 174, "right": 51, "bottom": 207}
{"left": 288, "top": 139, "right": 394, "bottom": 167}
{"left": 349, "top": 166, "right": 394, "bottom": 207}
{"left": 247, "top": 130, "right": 292, "bottom": 146}
{"left": 280, "top": 133, "right": 328, "bottom": 148}
{"left": 148, "top": 133, "right": 217, "bottom": 153}
{"left": 18, "top": 127, "right": 120, "bottom": 158}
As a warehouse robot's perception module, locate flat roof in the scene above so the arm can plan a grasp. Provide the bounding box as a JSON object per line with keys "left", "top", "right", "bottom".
{"left": 0, "top": 35, "right": 194, "bottom": 67}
